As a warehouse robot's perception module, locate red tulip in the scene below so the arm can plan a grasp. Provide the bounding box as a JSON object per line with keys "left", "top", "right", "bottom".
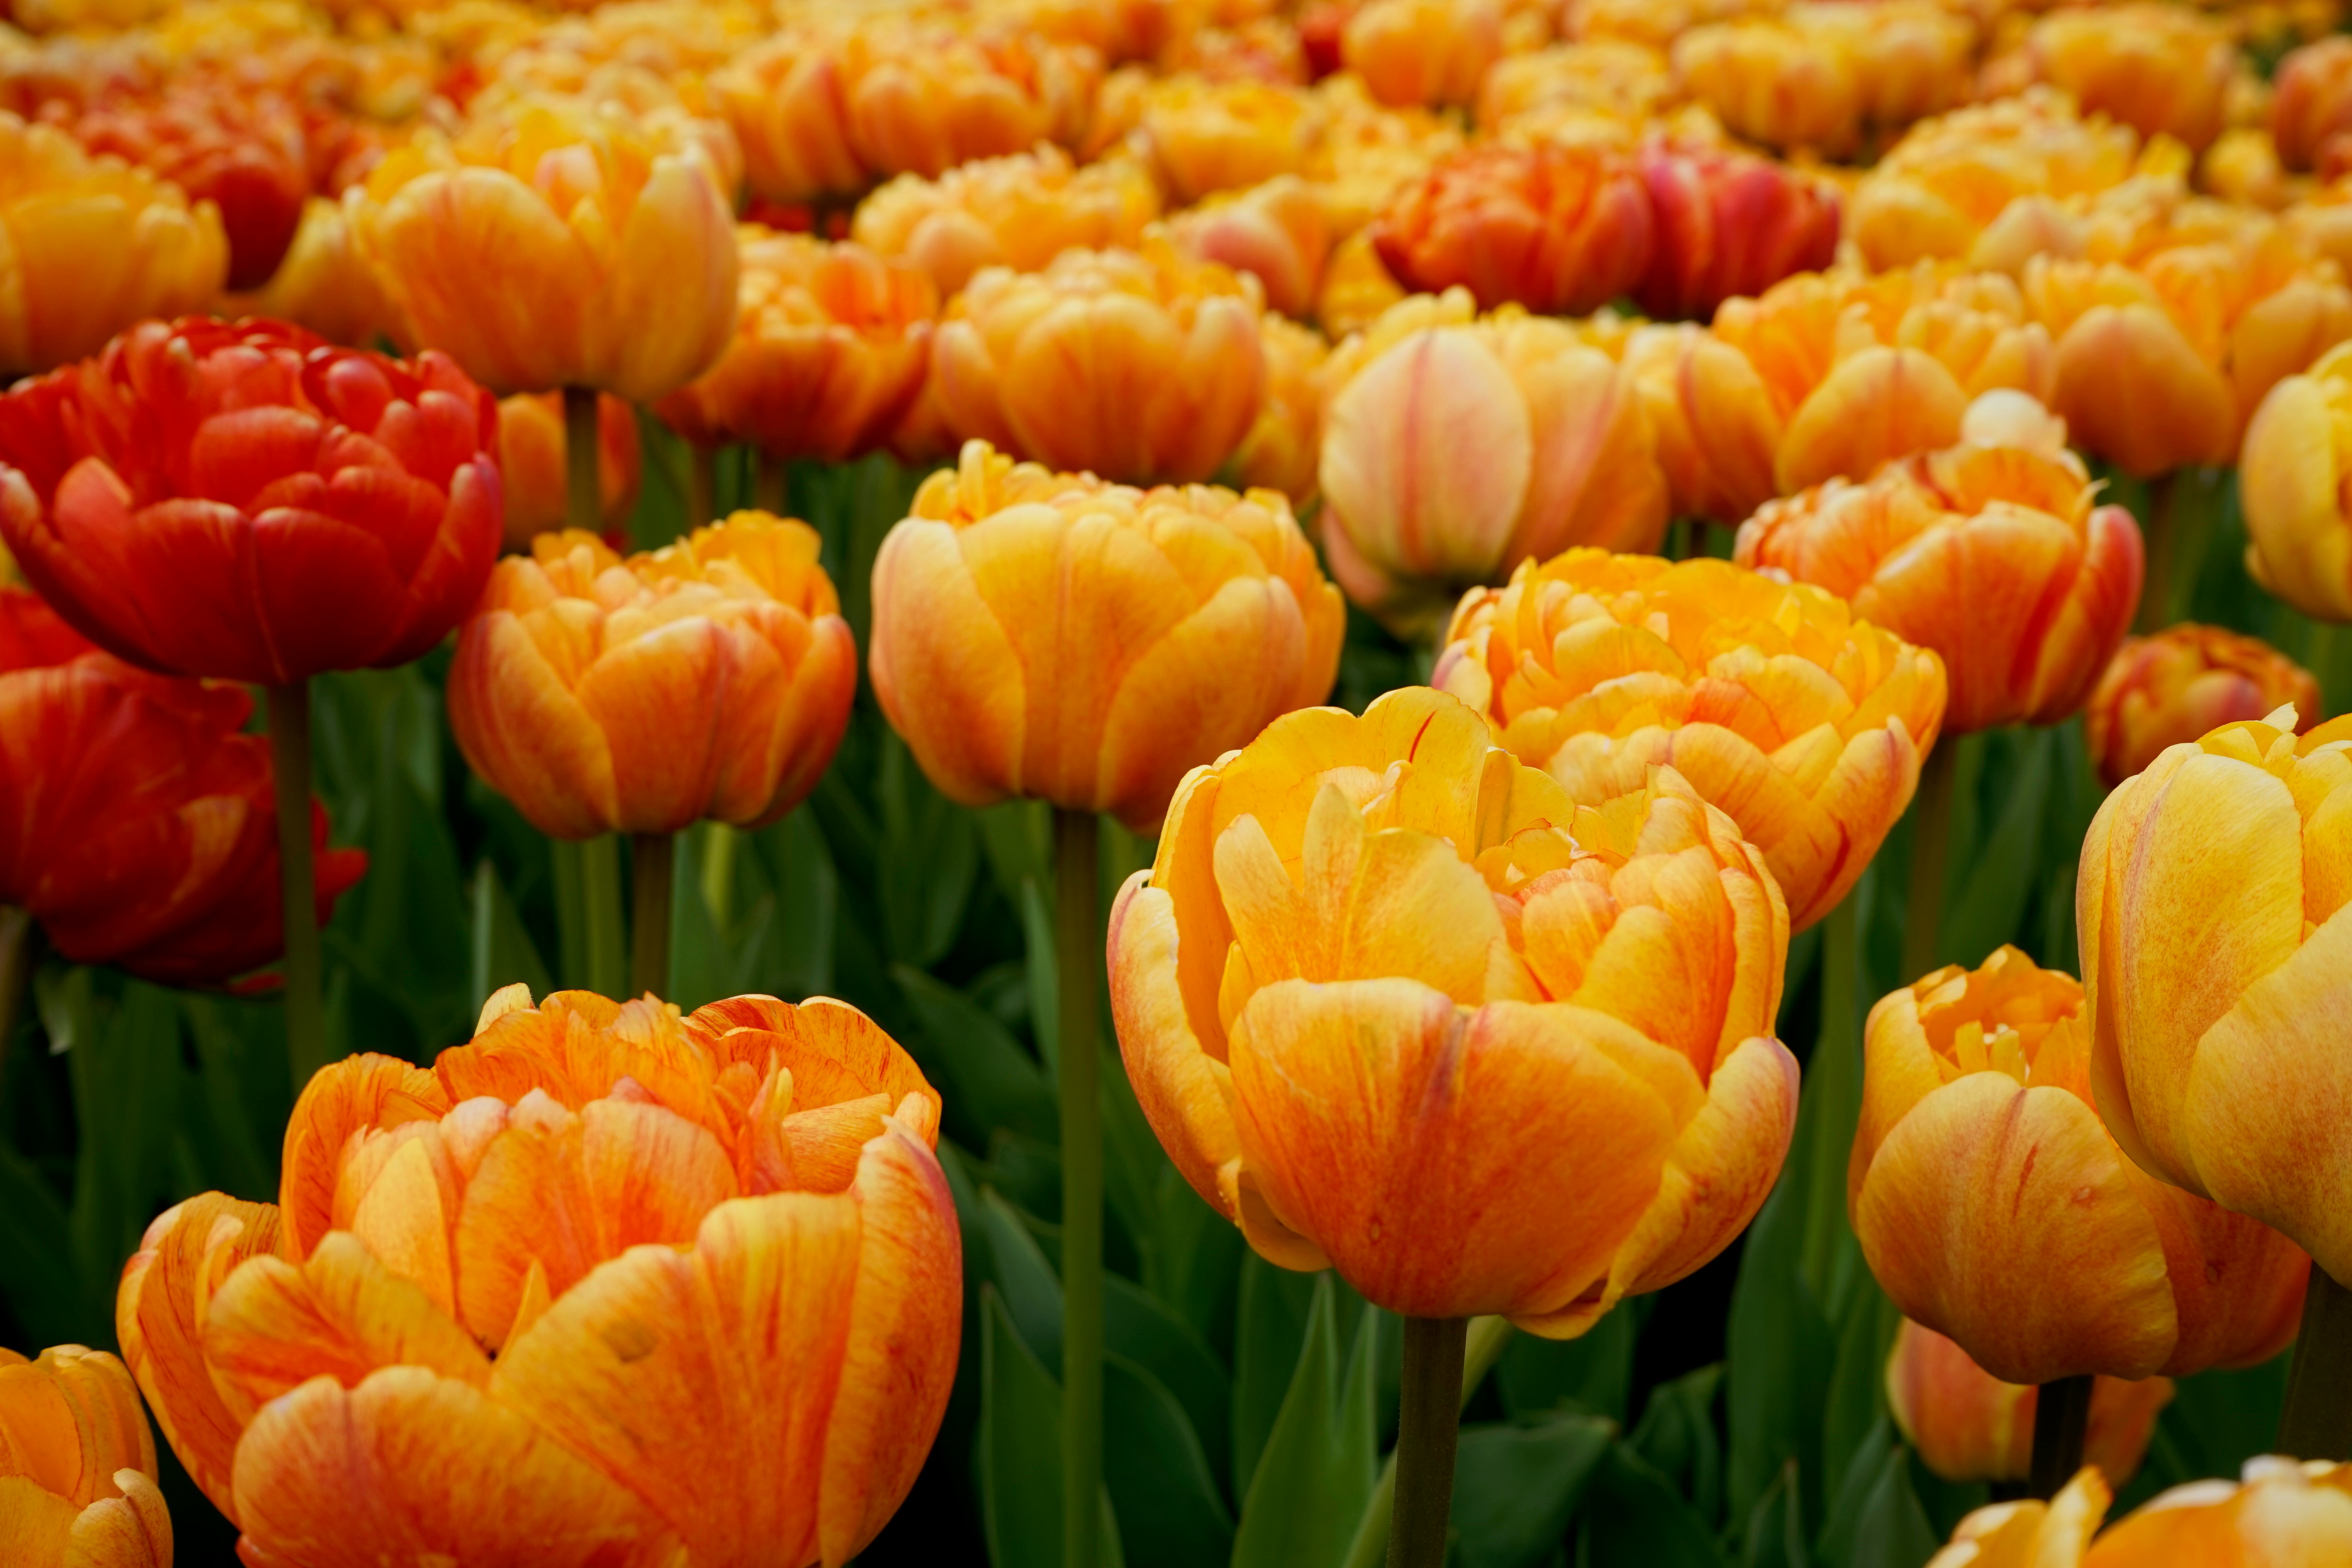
{"left": 1635, "top": 138, "right": 1840, "bottom": 322}
{"left": 0, "top": 318, "right": 502, "bottom": 688}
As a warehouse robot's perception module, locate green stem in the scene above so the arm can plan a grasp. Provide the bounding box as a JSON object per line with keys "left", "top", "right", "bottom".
{"left": 1902, "top": 740, "right": 1958, "bottom": 984}
{"left": 565, "top": 385, "right": 601, "bottom": 537}
{"left": 686, "top": 444, "right": 717, "bottom": 532}
{"left": 267, "top": 680, "right": 327, "bottom": 1090}
{"left": 2308, "top": 620, "right": 2345, "bottom": 722}
{"left": 630, "top": 831, "right": 674, "bottom": 1000}
{"left": 1799, "top": 893, "right": 1863, "bottom": 1298}
{"left": 1055, "top": 807, "right": 1104, "bottom": 1568}
{"left": 2279, "top": 1263, "right": 2352, "bottom": 1461}
{"left": 1387, "top": 1316, "right": 1470, "bottom": 1568}
{"left": 701, "top": 823, "right": 739, "bottom": 930}
{"left": 2029, "top": 1374, "right": 2093, "bottom": 1500}
{"left": 2134, "top": 471, "right": 2177, "bottom": 636}
{"left": 1665, "top": 517, "right": 1692, "bottom": 563}
{"left": 580, "top": 833, "right": 627, "bottom": 999}
{"left": 0, "top": 905, "right": 31, "bottom": 1095}
{"left": 755, "top": 449, "right": 789, "bottom": 515}
{"left": 1343, "top": 1316, "right": 1510, "bottom": 1568}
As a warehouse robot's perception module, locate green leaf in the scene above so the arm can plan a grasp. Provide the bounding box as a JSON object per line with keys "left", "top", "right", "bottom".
{"left": 1232, "top": 1250, "right": 1322, "bottom": 1500}
{"left": 1816, "top": 1417, "right": 1893, "bottom": 1568}
{"left": 1230, "top": 1274, "right": 1378, "bottom": 1568}
{"left": 59, "top": 974, "right": 182, "bottom": 1319}
{"left": 979, "top": 1187, "right": 1065, "bottom": 1369}
{"left": 1575, "top": 1442, "right": 1730, "bottom": 1568}
{"left": 1498, "top": 1303, "right": 1637, "bottom": 1423}
{"left": 892, "top": 964, "right": 1056, "bottom": 1146}
{"left": 1104, "top": 1351, "right": 1234, "bottom": 1568}
{"left": 980, "top": 1287, "right": 1070, "bottom": 1568}
{"left": 177, "top": 995, "right": 287, "bottom": 1204}
{"left": 1022, "top": 879, "right": 1060, "bottom": 1075}
{"left": 1726, "top": 1154, "right": 1835, "bottom": 1529}
{"left": 470, "top": 857, "right": 552, "bottom": 1017}
{"left": 0, "top": 1135, "right": 85, "bottom": 1345}
{"left": 1452, "top": 1412, "right": 1612, "bottom": 1568}
{"left": 876, "top": 731, "right": 980, "bottom": 968}
{"left": 982, "top": 804, "right": 1054, "bottom": 918}
{"left": 1821, "top": 1261, "right": 1898, "bottom": 1510}
{"left": 750, "top": 809, "right": 837, "bottom": 999}
{"left": 1741, "top": 1461, "right": 1809, "bottom": 1568}
{"left": 1844, "top": 1441, "right": 1938, "bottom": 1568}
{"left": 1632, "top": 1364, "right": 1724, "bottom": 1527}
{"left": 1941, "top": 728, "right": 2051, "bottom": 971}
{"left": 1105, "top": 1272, "right": 1232, "bottom": 1495}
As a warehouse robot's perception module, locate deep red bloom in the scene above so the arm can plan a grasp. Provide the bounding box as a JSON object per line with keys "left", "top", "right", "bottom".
{"left": 0, "top": 318, "right": 503, "bottom": 687}
{"left": 0, "top": 586, "right": 364, "bottom": 985}
{"left": 1635, "top": 138, "right": 1841, "bottom": 322}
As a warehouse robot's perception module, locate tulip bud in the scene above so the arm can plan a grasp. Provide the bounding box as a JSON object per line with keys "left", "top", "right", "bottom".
{"left": 849, "top": 145, "right": 1160, "bottom": 298}
{"left": 2242, "top": 339, "right": 2352, "bottom": 621}
{"left": 869, "top": 440, "right": 1343, "bottom": 830}
{"left": 2082, "top": 1457, "right": 2352, "bottom": 1561}
{"left": 1317, "top": 292, "right": 1668, "bottom": 637}
{"left": 1635, "top": 138, "right": 1840, "bottom": 322}
{"left": 2087, "top": 626, "right": 2323, "bottom": 789}
{"left": 1372, "top": 141, "right": 1653, "bottom": 316}
{"left": 2274, "top": 35, "right": 2352, "bottom": 173}
{"left": 1340, "top": 0, "right": 1501, "bottom": 109}
{"left": 1886, "top": 1319, "right": 2172, "bottom": 1488}
{"left": 0, "top": 1344, "right": 172, "bottom": 1568}
{"left": 2021, "top": 5, "right": 2238, "bottom": 153}
{"left": 496, "top": 392, "right": 642, "bottom": 552}
{"left": 1437, "top": 550, "right": 1946, "bottom": 930}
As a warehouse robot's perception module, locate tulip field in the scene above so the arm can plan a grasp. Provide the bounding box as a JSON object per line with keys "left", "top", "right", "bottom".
{"left": 13, "top": 1, "right": 2352, "bottom": 1566}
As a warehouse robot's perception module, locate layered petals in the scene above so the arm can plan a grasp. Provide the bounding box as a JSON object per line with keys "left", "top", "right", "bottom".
{"left": 0, "top": 1345, "right": 170, "bottom": 1568}
{"left": 849, "top": 144, "right": 1159, "bottom": 299}
{"left": 1888, "top": 1320, "right": 2170, "bottom": 1489}
{"left": 1371, "top": 142, "right": 1654, "bottom": 318}
{"left": 2087, "top": 626, "right": 2323, "bottom": 789}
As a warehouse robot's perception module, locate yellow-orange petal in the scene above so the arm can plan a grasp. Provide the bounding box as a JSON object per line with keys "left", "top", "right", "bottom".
{"left": 280, "top": 1054, "right": 451, "bottom": 1263}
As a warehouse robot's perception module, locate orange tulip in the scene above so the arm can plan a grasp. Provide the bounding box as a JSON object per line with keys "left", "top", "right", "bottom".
{"left": 1737, "top": 407, "right": 2144, "bottom": 733}
{"left": 1317, "top": 290, "right": 1668, "bottom": 635}
{"left": 0, "top": 110, "right": 226, "bottom": 377}
{"left": 1852, "top": 946, "right": 2309, "bottom": 1385}
{"left": 116, "top": 987, "right": 959, "bottom": 1567}
{"left": 2020, "top": 5, "right": 2238, "bottom": 154}
{"left": 347, "top": 100, "right": 739, "bottom": 402}
{"left": 655, "top": 229, "right": 937, "bottom": 468}
{"left": 496, "top": 391, "right": 641, "bottom": 552}
{"left": 1435, "top": 550, "right": 1947, "bottom": 930}
{"left": 448, "top": 514, "right": 855, "bottom": 840}
{"left": 2240, "top": 339, "right": 2352, "bottom": 620}
{"left": 1617, "top": 323, "right": 1784, "bottom": 526}
{"left": 1371, "top": 141, "right": 1653, "bottom": 317}
{"left": 2087, "top": 626, "right": 2323, "bottom": 789}
{"left": 1669, "top": 3, "right": 1970, "bottom": 162}
{"left": 227, "top": 196, "right": 401, "bottom": 350}
{"left": 1316, "top": 226, "right": 1408, "bottom": 338}
{"left": 1927, "top": 1468, "right": 2111, "bottom": 1568}
{"left": 868, "top": 439, "right": 1343, "bottom": 830}
{"left": 1231, "top": 314, "right": 1328, "bottom": 505}
{"left": 2274, "top": 36, "right": 2352, "bottom": 173}
{"left": 1164, "top": 175, "right": 1335, "bottom": 321}
{"left": 1137, "top": 75, "right": 1317, "bottom": 204}
{"left": 1635, "top": 138, "right": 1840, "bottom": 323}
{"left": 929, "top": 239, "right": 1268, "bottom": 484}
{"left": 2079, "top": 708, "right": 2352, "bottom": 1288}
{"left": 0, "top": 1344, "right": 171, "bottom": 1568}
{"left": 2085, "top": 1458, "right": 2352, "bottom": 1564}
{"left": 1340, "top": 0, "right": 1502, "bottom": 109}
{"left": 1888, "top": 1320, "right": 2171, "bottom": 1489}
{"left": 1475, "top": 40, "right": 1677, "bottom": 134}
{"left": 1106, "top": 684, "right": 1797, "bottom": 1330}
{"left": 848, "top": 144, "right": 1160, "bottom": 298}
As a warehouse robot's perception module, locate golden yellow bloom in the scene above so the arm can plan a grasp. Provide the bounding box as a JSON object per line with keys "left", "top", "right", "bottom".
{"left": 1436, "top": 550, "right": 1946, "bottom": 930}
{"left": 1138, "top": 75, "right": 1318, "bottom": 205}
{"left": 1670, "top": 3, "right": 1972, "bottom": 162}
{"left": 495, "top": 391, "right": 642, "bottom": 551}
{"left": 869, "top": 440, "right": 1343, "bottom": 830}
{"left": 0, "top": 1345, "right": 171, "bottom": 1568}
{"left": 2020, "top": 4, "right": 2239, "bottom": 153}
{"left": 1927, "top": 1468, "right": 2111, "bottom": 1568}
{"left": 225, "top": 196, "right": 402, "bottom": 351}
{"left": 2085, "top": 1458, "right": 2352, "bottom": 1563}
{"left": 930, "top": 239, "right": 1268, "bottom": 484}
{"left": 2241, "top": 338, "right": 2352, "bottom": 619}
{"left": 1887, "top": 1319, "right": 2172, "bottom": 1488}
{"left": 2087, "top": 626, "right": 2324, "bottom": 789}
{"left": 849, "top": 145, "right": 1161, "bottom": 298}
{"left": 1340, "top": 0, "right": 1503, "bottom": 109}
{"left": 1316, "top": 226, "right": 1408, "bottom": 338}
{"left": 1475, "top": 40, "right": 1677, "bottom": 134}
{"left": 1107, "top": 685, "right": 1797, "bottom": 1331}
{"left": 348, "top": 100, "right": 739, "bottom": 402}
{"left": 117, "top": 987, "right": 958, "bottom": 1566}
{"left": 1231, "top": 314, "right": 1328, "bottom": 505}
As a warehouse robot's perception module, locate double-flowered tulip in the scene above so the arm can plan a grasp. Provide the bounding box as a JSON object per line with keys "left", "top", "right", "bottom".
{"left": 2241, "top": 339, "right": 2352, "bottom": 621}
{"left": 1107, "top": 686, "right": 1797, "bottom": 1333}
{"left": 849, "top": 145, "right": 1160, "bottom": 298}
{"left": 1371, "top": 141, "right": 1653, "bottom": 318}
{"left": 2086, "top": 626, "right": 2322, "bottom": 790}
{"left": 0, "top": 1344, "right": 171, "bottom": 1568}
{"left": 117, "top": 987, "right": 959, "bottom": 1568}
{"left": 1930, "top": 1459, "right": 2352, "bottom": 1566}
{"left": 1887, "top": 1319, "right": 2171, "bottom": 1488}
{"left": 1634, "top": 138, "right": 1840, "bottom": 323}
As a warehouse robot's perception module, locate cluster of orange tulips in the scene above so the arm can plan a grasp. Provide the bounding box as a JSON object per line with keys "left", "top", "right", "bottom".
{"left": 2, "top": 0, "right": 2352, "bottom": 1563}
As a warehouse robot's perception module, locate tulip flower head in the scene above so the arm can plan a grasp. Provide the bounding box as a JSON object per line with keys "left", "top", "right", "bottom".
{"left": 1887, "top": 1318, "right": 2171, "bottom": 1488}
{"left": 1635, "top": 138, "right": 1840, "bottom": 323}
{"left": 1107, "top": 686, "right": 1797, "bottom": 1330}
{"left": 1927, "top": 1467, "right": 2110, "bottom": 1568}
{"left": 2087, "top": 626, "right": 2323, "bottom": 790}
{"left": 116, "top": 987, "right": 958, "bottom": 1567}
{"left": 2274, "top": 36, "right": 2352, "bottom": 174}
{"left": 0, "top": 317, "right": 502, "bottom": 688}
{"left": 1138, "top": 75, "right": 1318, "bottom": 204}
{"left": 1231, "top": 314, "right": 1329, "bottom": 505}
{"left": 228, "top": 196, "right": 404, "bottom": 351}
{"left": 1339, "top": 0, "right": 1502, "bottom": 109}
{"left": 849, "top": 144, "right": 1161, "bottom": 298}
{"left": 0, "top": 1344, "right": 171, "bottom": 1568}
{"left": 1164, "top": 175, "right": 1336, "bottom": 321}
{"left": 2018, "top": 5, "right": 2238, "bottom": 154}
{"left": 497, "top": 390, "right": 642, "bottom": 551}
{"left": 2084, "top": 1457, "right": 2352, "bottom": 1564}
{"left": 449, "top": 513, "right": 856, "bottom": 840}
{"left": 1435, "top": 550, "right": 1947, "bottom": 930}
{"left": 1371, "top": 140, "right": 1654, "bottom": 317}
{"left": 2241, "top": 339, "right": 2352, "bottom": 621}
{"left": 869, "top": 439, "right": 1343, "bottom": 831}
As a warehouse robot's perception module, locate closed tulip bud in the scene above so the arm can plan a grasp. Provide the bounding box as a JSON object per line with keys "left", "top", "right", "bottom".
{"left": 2274, "top": 36, "right": 2352, "bottom": 173}
{"left": 1318, "top": 292, "right": 1669, "bottom": 636}
{"left": 930, "top": 240, "right": 1267, "bottom": 484}
{"left": 1107, "top": 685, "right": 1798, "bottom": 1329}
{"left": 1737, "top": 412, "right": 2145, "bottom": 733}
{"left": 449, "top": 514, "right": 854, "bottom": 840}
{"left": 655, "top": 229, "right": 937, "bottom": 468}
{"left": 1341, "top": 0, "right": 1502, "bottom": 109}
{"left": 1165, "top": 175, "right": 1334, "bottom": 320}
{"left": 2241, "top": 339, "right": 2352, "bottom": 620}
{"left": 0, "top": 111, "right": 226, "bottom": 377}
{"left": 227, "top": 196, "right": 402, "bottom": 350}
{"left": 1635, "top": 138, "right": 1840, "bottom": 322}
{"left": 495, "top": 392, "right": 641, "bottom": 552}
{"left": 849, "top": 145, "right": 1160, "bottom": 299}
{"left": 1372, "top": 141, "right": 1654, "bottom": 317}
{"left": 1139, "top": 76, "right": 1318, "bottom": 204}
{"left": 2023, "top": 5, "right": 2238, "bottom": 154}
{"left": 2087, "top": 626, "right": 2323, "bottom": 789}
{"left": 2080, "top": 707, "right": 2352, "bottom": 1286}
{"left": 1888, "top": 1319, "right": 2172, "bottom": 1488}
{"left": 1231, "top": 314, "right": 1329, "bottom": 505}
{"left": 2081, "top": 1457, "right": 2352, "bottom": 1564}
{"left": 348, "top": 100, "right": 739, "bottom": 403}
{"left": 869, "top": 439, "right": 1343, "bottom": 829}
{"left": 1928, "top": 1468, "right": 2111, "bottom": 1568}
{"left": 116, "top": 987, "right": 958, "bottom": 1565}
{"left": 1436, "top": 550, "right": 1946, "bottom": 929}
{"left": 0, "top": 318, "right": 502, "bottom": 688}
{"left": 1854, "top": 946, "right": 2309, "bottom": 1385}
{"left": 0, "top": 1344, "right": 171, "bottom": 1568}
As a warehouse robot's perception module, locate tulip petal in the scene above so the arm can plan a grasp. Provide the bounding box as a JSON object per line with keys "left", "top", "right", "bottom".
{"left": 0, "top": 1346, "right": 155, "bottom": 1506}
{"left": 447, "top": 607, "right": 622, "bottom": 839}
{"left": 1107, "top": 875, "right": 1242, "bottom": 1215}
{"left": 0, "top": 1475, "right": 77, "bottom": 1566}
{"left": 689, "top": 994, "right": 942, "bottom": 1129}
{"left": 866, "top": 517, "right": 1027, "bottom": 809}
{"left": 64, "top": 1470, "right": 172, "bottom": 1568}
{"left": 281, "top": 1055, "right": 450, "bottom": 1262}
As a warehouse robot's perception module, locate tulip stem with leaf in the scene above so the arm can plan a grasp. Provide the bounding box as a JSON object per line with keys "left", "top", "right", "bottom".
{"left": 2029, "top": 1374, "right": 2093, "bottom": 1499}
{"left": 1388, "top": 1315, "right": 1471, "bottom": 1568}
{"left": 1902, "top": 739, "right": 1958, "bottom": 983}
{"left": 1342, "top": 1317, "right": 1512, "bottom": 1568}
{"left": 631, "top": 832, "right": 674, "bottom": 998}
{"left": 576, "top": 835, "right": 628, "bottom": 998}
{"left": 2279, "top": 1267, "right": 2352, "bottom": 1461}
{"left": 686, "top": 444, "right": 717, "bottom": 530}
{"left": 1054, "top": 806, "right": 1105, "bottom": 1568}
{"left": 2134, "top": 473, "right": 2180, "bottom": 637}
{"left": 266, "top": 681, "right": 327, "bottom": 1087}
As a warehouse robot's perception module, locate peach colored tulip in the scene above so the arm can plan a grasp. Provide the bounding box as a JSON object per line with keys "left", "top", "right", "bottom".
{"left": 2087, "top": 626, "right": 2324, "bottom": 789}
{"left": 1927, "top": 1468, "right": 2110, "bottom": 1568}
{"left": 1231, "top": 314, "right": 1328, "bottom": 505}
{"left": 116, "top": 987, "right": 958, "bottom": 1568}
{"left": 1737, "top": 409, "right": 2144, "bottom": 733}
{"left": 0, "top": 1345, "right": 172, "bottom": 1568}
{"left": 655, "top": 228, "right": 937, "bottom": 467}
{"left": 1887, "top": 1319, "right": 2171, "bottom": 1488}
{"left": 1106, "top": 685, "right": 1798, "bottom": 1332}
{"left": 1341, "top": 0, "right": 1502, "bottom": 109}
{"left": 1164, "top": 175, "right": 1334, "bottom": 321}
{"left": 1138, "top": 75, "right": 1317, "bottom": 204}
{"left": 1436, "top": 550, "right": 1947, "bottom": 930}
{"left": 448, "top": 514, "right": 855, "bottom": 839}
{"left": 1371, "top": 140, "right": 1653, "bottom": 317}
{"left": 347, "top": 100, "right": 739, "bottom": 403}
{"left": 929, "top": 239, "right": 1267, "bottom": 484}
{"left": 2085, "top": 1458, "right": 2352, "bottom": 1564}
{"left": 868, "top": 439, "right": 1343, "bottom": 831}
{"left": 2020, "top": 5, "right": 2238, "bottom": 153}
{"left": 2079, "top": 708, "right": 2352, "bottom": 1287}
{"left": 1317, "top": 290, "right": 1668, "bottom": 636}
{"left": 1636, "top": 138, "right": 1840, "bottom": 322}
{"left": 496, "top": 391, "right": 642, "bottom": 552}
{"left": 2274, "top": 36, "right": 2352, "bottom": 173}
{"left": 849, "top": 145, "right": 1160, "bottom": 298}
{"left": 2241, "top": 339, "right": 2352, "bottom": 620}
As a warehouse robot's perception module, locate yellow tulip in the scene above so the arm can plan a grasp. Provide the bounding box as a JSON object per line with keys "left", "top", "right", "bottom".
{"left": 1927, "top": 1468, "right": 2110, "bottom": 1568}
{"left": 849, "top": 145, "right": 1161, "bottom": 299}
{"left": 0, "top": 1345, "right": 171, "bottom": 1568}
{"left": 2241, "top": 338, "right": 2352, "bottom": 620}
{"left": 2087, "top": 1458, "right": 2352, "bottom": 1564}
{"left": 2087, "top": 625, "right": 2324, "bottom": 789}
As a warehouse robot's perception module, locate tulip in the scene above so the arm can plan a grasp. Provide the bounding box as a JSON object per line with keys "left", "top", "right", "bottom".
{"left": 1434, "top": 550, "right": 1947, "bottom": 931}
{"left": 1318, "top": 291, "right": 1668, "bottom": 637}
{"left": 1635, "top": 138, "right": 1841, "bottom": 323}
{"left": 929, "top": 240, "right": 1268, "bottom": 484}
{"left": 1138, "top": 76, "right": 1317, "bottom": 205}
{"left": 0, "top": 111, "right": 226, "bottom": 377}
{"left": 1164, "top": 175, "right": 1335, "bottom": 321}
{"left": 2020, "top": 5, "right": 2237, "bottom": 153}
{"left": 2085, "top": 1457, "right": 2352, "bottom": 1563}
{"left": 347, "top": 100, "right": 739, "bottom": 404}
{"left": 869, "top": 438, "right": 1342, "bottom": 830}
{"left": 1887, "top": 1319, "right": 2171, "bottom": 1488}
{"left": 704, "top": 30, "right": 868, "bottom": 205}
{"left": 1371, "top": 141, "right": 1653, "bottom": 318}
{"left": 848, "top": 145, "right": 1161, "bottom": 298}
{"left": 1671, "top": 8, "right": 1945, "bottom": 162}
{"left": 227, "top": 197, "right": 403, "bottom": 351}
{"left": 1340, "top": 0, "right": 1502, "bottom": 109}
{"left": 1927, "top": 1468, "right": 2110, "bottom": 1568}
{"left": 2241, "top": 339, "right": 2352, "bottom": 621}
{"left": 1736, "top": 407, "right": 2145, "bottom": 734}
{"left": 495, "top": 391, "right": 641, "bottom": 553}
{"left": 116, "top": 986, "right": 960, "bottom": 1566}
{"left": 449, "top": 513, "right": 855, "bottom": 840}
{"left": 1231, "top": 314, "right": 1328, "bottom": 505}
{"left": 1617, "top": 323, "right": 1784, "bottom": 527}
{"left": 1316, "top": 226, "right": 1408, "bottom": 338}
{"left": 0, "top": 1344, "right": 171, "bottom": 1568}
{"left": 2087, "top": 626, "right": 2323, "bottom": 789}
{"left": 2274, "top": 36, "right": 2352, "bottom": 173}
{"left": 1476, "top": 40, "right": 1677, "bottom": 134}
